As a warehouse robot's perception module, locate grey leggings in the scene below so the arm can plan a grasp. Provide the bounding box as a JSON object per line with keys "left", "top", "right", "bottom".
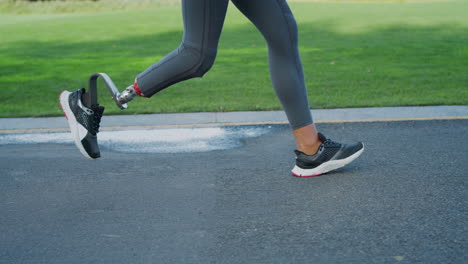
{"left": 136, "top": 0, "right": 312, "bottom": 129}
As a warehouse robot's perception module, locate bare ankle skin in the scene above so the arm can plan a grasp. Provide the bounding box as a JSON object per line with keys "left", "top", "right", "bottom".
{"left": 292, "top": 124, "right": 322, "bottom": 155}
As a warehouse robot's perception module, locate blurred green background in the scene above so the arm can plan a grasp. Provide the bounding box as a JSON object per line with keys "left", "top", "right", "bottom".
{"left": 0, "top": 0, "right": 467, "bottom": 117}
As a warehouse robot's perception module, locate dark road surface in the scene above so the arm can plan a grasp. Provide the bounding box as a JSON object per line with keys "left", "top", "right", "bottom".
{"left": 1, "top": 120, "right": 466, "bottom": 263}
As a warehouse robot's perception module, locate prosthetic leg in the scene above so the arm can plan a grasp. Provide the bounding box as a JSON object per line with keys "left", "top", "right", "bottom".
{"left": 60, "top": 72, "right": 139, "bottom": 159}
{"left": 81, "top": 73, "right": 138, "bottom": 110}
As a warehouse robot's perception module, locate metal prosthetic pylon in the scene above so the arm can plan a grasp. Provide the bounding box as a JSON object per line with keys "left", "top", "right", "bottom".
{"left": 83, "top": 73, "right": 128, "bottom": 110}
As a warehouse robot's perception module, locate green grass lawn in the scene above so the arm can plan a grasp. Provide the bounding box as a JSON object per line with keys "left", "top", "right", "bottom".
{"left": 0, "top": 1, "right": 467, "bottom": 117}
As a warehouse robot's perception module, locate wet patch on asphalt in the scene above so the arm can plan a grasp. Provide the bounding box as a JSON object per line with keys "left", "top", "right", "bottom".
{"left": 0, "top": 125, "right": 277, "bottom": 153}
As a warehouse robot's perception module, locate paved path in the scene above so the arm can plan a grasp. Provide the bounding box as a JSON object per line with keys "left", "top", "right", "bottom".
{"left": 0, "top": 119, "right": 466, "bottom": 263}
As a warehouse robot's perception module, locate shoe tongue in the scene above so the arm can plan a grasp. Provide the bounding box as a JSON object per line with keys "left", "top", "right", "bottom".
{"left": 294, "top": 150, "right": 304, "bottom": 156}
{"left": 92, "top": 105, "right": 105, "bottom": 115}
{"left": 318, "top": 132, "right": 327, "bottom": 143}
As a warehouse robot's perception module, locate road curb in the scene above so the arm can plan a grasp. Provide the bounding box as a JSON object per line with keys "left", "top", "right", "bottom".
{"left": 0, "top": 105, "right": 467, "bottom": 133}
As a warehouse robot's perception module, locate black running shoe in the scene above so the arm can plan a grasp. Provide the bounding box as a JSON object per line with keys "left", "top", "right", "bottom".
{"left": 292, "top": 133, "right": 364, "bottom": 177}
{"left": 59, "top": 88, "right": 104, "bottom": 159}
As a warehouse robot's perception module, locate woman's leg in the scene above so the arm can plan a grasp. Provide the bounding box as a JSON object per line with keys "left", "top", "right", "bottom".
{"left": 232, "top": 0, "right": 364, "bottom": 177}
{"left": 134, "top": 0, "right": 230, "bottom": 98}
{"left": 231, "top": 0, "right": 320, "bottom": 154}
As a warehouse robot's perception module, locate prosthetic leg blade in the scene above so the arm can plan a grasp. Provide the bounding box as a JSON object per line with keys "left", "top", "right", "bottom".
{"left": 88, "top": 73, "right": 128, "bottom": 110}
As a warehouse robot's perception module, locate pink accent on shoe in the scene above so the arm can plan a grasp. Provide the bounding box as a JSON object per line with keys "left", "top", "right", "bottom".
{"left": 291, "top": 171, "right": 322, "bottom": 177}
{"left": 59, "top": 91, "right": 69, "bottom": 120}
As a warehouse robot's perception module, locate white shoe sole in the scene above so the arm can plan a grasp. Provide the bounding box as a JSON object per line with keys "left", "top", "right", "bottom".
{"left": 59, "top": 91, "right": 95, "bottom": 160}
{"left": 291, "top": 146, "right": 364, "bottom": 177}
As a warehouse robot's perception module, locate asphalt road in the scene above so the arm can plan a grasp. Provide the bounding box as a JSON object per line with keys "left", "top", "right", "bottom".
{"left": 1, "top": 120, "right": 466, "bottom": 264}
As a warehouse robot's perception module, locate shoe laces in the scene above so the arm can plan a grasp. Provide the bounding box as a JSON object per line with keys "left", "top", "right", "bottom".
{"left": 318, "top": 133, "right": 341, "bottom": 149}
{"left": 323, "top": 138, "right": 340, "bottom": 147}
{"left": 91, "top": 106, "right": 104, "bottom": 133}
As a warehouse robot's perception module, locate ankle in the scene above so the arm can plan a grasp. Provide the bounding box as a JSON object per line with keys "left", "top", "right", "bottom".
{"left": 297, "top": 141, "right": 322, "bottom": 155}
{"left": 292, "top": 124, "right": 322, "bottom": 155}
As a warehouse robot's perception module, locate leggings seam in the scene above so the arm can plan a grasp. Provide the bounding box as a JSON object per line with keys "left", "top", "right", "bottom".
{"left": 139, "top": 44, "right": 208, "bottom": 96}
{"left": 196, "top": 0, "right": 208, "bottom": 73}
{"left": 138, "top": 48, "right": 182, "bottom": 80}
{"left": 138, "top": 0, "right": 211, "bottom": 94}
{"left": 273, "top": 0, "right": 302, "bottom": 80}
{"left": 273, "top": 0, "right": 312, "bottom": 127}
{"left": 175, "top": 0, "right": 209, "bottom": 77}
